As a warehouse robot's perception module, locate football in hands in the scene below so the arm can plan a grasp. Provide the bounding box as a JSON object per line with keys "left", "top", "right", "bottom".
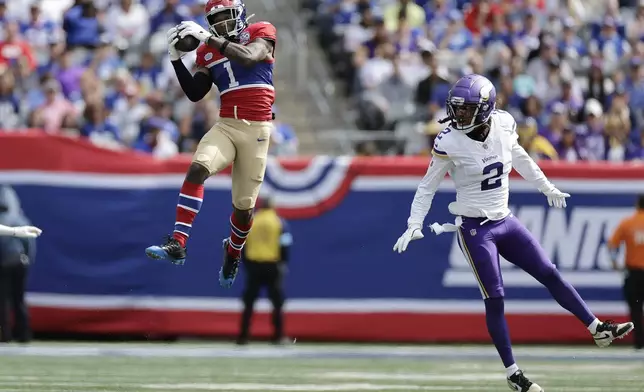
{"left": 175, "top": 34, "right": 200, "bottom": 52}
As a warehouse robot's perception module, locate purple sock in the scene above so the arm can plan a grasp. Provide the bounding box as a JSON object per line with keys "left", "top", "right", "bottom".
{"left": 484, "top": 297, "right": 515, "bottom": 368}
{"left": 539, "top": 269, "right": 596, "bottom": 327}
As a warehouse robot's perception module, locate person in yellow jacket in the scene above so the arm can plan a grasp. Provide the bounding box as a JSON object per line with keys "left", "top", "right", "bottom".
{"left": 237, "top": 195, "right": 293, "bottom": 345}
{"left": 517, "top": 117, "right": 559, "bottom": 161}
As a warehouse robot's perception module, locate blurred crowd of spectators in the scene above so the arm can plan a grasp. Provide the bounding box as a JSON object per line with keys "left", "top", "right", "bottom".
{"left": 306, "top": 0, "right": 644, "bottom": 161}
{"left": 0, "top": 0, "right": 298, "bottom": 158}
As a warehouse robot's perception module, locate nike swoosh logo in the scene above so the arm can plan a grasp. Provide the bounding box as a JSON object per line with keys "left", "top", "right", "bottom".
{"left": 257, "top": 138, "right": 267, "bottom": 142}
{"left": 594, "top": 333, "right": 612, "bottom": 340}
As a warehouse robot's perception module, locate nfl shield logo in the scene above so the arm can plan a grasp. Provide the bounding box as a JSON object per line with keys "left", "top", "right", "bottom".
{"left": 482, "top": 144, "right": 488, "bottom": 149}
{"left": 470, "top": 229, "right": 477, "bottom": 236}
{"left": 239, "top": 31, "right": 251, "bottom": 45}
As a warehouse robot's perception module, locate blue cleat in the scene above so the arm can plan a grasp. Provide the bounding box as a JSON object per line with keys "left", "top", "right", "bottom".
{"left": 219, "top": 238, "right": 240, "bottom": 288}
{"left": 145, "top": 236, "right": 187, "bottom": 266}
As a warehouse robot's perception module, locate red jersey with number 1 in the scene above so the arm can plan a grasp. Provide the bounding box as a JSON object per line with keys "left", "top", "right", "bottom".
{"left": 195, "top": 22, "right": 276, "bottom": 122}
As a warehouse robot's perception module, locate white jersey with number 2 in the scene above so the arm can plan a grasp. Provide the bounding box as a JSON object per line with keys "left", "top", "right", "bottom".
{"left": 407, "top": 110, "right": 556, "bottom": 229}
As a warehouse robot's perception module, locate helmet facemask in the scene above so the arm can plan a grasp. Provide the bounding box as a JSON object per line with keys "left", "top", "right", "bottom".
{"left": 447, "top": 98, "right": 484, "bottom": 132}
{"left": 207, "top": 7, "right": 244, "bottom": 39}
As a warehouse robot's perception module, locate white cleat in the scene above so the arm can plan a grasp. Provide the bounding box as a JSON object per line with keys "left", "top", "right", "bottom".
{"left": 507, "top": 370, "right": 544, "bottom": 392}
{"left": 593, "top": 320, "right": 635, "bottom": 348}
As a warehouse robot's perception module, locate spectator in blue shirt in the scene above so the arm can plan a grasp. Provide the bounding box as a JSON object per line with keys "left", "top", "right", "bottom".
{"left": 547, "top": 77, "right": 584, "bottom": 122}
{"left": 577, "top": 98, "right": 608, "bottom": 161}
{"left": 145, "top": 91, "right": 179, "bottom": 142}
{"left": 186, "top": 0, "right": 208, "bottom": 29}
{"left": 589, "top": 13, "right": 626, "bottom": 41}
{"left": 20, "top": 3, "right": 62, "bottom": 69}
{"left": 506, "top": 12, "right": 528, "bottom": 56}
{"left": 429, "top": 79, "right": 450, "bottom": 110}
{"left": 79, "top": 100, "right": 121, "bottom": 142}
{"left": 132, "top": 116, "right": 178, "bottom": 158}
{"left": 87, "top": 38, "right": 124, "bottom": 82}
{"left": 481, "top": 10, "right": 511, "bottom": 48}
{"left": 393, "top": 15, "right": 423, "bottom": 55}
{"left": 424, "top": 0, "right": 452, "bottom": 40}
{"left": 334, "top": 0, "right": 359, "bottom": 26}
{"left": 436, "top": 9, "right": 473, "bottom": 52}
{"left": 627, "top": 61, "right": 644, "bottom": 109}
{"left": 626, "top": 142, "right": 642, "bottom": 161}
{"left": 150, "top": 0, "right": 187, "bottom": 34}
{"left": 63, "top": 0, "right": 103, "bottom": 49}
{"left": 271, "top": 120, "right": 299, "bottom": 156}
{"left": 519, "top": 9, "right": 541, "bottom": 54}
{"left": 558, "top": 18, "right": 586, "bottom": 61}
{"left": 131, "top": 52, "right": 165, "bottom": 95}
{"left": 0, "top": 1, "right": 8, "bottom": 41}
{"left": 589, "top": 16, "right": 631, "bottom": 64}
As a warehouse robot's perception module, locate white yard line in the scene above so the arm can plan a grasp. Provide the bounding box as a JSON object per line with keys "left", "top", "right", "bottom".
{"left": 443, "top": 362, "right": 644, "bottom": 372}
{"left": 0, "top": 344, "right": 639, "bottom": 362}
{"left": 319, "top": 372, "right": 510, "bottom": 381}
{"left": 139, "top": 384, "right": 644, "bottom": 392}
{"left": 0, "top": 381, "right": 136, "bottom": 387}
{"left": 142, "top": 383, "right": 473, "bottom": 391}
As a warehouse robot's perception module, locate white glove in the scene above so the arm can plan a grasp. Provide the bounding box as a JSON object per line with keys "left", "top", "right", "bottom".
{"left": 393, "top": 225, "right": 424, "bottom": 253}
{"left": 13, "top": 226, "right": 42, "bottom": 238}
{"left": 166, "top": 26, "right": 186, "bottom": 61}
{"left": 543, "top": 188, "right": 570, "bottom": 208}
{"left": 178, "top": 20, "right": 213, "bottom": 43}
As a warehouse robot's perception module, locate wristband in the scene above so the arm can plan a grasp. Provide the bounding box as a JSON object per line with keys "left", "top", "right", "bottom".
{"left": 219, "top": 40, "right": 230, "bottom": 55}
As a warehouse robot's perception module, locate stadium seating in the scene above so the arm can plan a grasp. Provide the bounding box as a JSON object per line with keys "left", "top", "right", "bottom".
{"left": 303, "top": 0, "right": 644, "bottom": 159}
{"left": 0, "top": 0, "right": 303, "bottom": 156}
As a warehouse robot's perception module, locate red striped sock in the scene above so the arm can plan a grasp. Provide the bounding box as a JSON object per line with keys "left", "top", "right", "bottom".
{"left": 227, "top": 212, "right": 252, "bottom": 259}
{"left": 172, "top": 181, "right": 204, "bottom": 247}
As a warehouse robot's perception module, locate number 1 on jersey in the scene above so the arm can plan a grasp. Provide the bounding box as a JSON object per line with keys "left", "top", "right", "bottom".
{"left": 223, "top": 61, "right": 239, "bottom": 88}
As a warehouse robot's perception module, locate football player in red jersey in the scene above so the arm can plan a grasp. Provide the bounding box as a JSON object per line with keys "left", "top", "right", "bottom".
{"left": 145, "top": 0, "right": 277, "bottom": 289}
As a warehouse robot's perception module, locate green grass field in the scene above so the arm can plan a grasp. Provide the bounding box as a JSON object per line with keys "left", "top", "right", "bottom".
{"left": 0, "top": 342, "right": 642, "bottom": 391}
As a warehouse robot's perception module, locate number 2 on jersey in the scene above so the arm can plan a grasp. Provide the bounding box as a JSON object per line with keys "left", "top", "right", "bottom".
{"left": 481, "top": 162, "right": 503, "bottom": 191}
{"left": 435, "top": 128, "right": 451, "bottom": 140}
{"left": 223, "top": 61, "right": 239, "bottom": 88}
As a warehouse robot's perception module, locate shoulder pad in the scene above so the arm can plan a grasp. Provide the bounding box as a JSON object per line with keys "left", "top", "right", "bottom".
{"left": 246, "top": 22, "right": 277, "bottom": 43}
{"left": 491, "top": 110, "right": 517, "bottom": 134}
{"left": 432, "top": 127, "right": 454, "bottom": 158}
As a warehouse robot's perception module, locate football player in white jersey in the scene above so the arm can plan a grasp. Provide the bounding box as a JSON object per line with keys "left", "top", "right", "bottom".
{"left": 393, "top": 74, "right": 634, "bottom": 392}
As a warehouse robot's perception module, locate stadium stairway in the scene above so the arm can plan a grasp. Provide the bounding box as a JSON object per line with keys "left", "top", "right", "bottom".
{"left": 256, "top": 0, "right": 357, "bottom": 154}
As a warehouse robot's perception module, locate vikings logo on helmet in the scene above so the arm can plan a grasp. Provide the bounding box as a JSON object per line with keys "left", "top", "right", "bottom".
{"left": 205, "top": 0, "right": 249, "bottom": 39}
{"left": 445, "top": 74, "right": 497, "bottom": 133}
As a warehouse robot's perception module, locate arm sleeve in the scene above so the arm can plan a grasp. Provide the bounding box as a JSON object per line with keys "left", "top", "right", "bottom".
{"left": 407, "top": 155, "right": 454, "bottom": 228}
{"left": 171, "top": 60, "right": 212, "bottom": 102}
{"left": 510, "top": 126, "right": 556, "bottom": 193}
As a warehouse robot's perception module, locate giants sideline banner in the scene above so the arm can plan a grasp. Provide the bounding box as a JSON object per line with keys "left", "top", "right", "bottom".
{"left": 0, "top": 132, "right": 643, "bottom": 343}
